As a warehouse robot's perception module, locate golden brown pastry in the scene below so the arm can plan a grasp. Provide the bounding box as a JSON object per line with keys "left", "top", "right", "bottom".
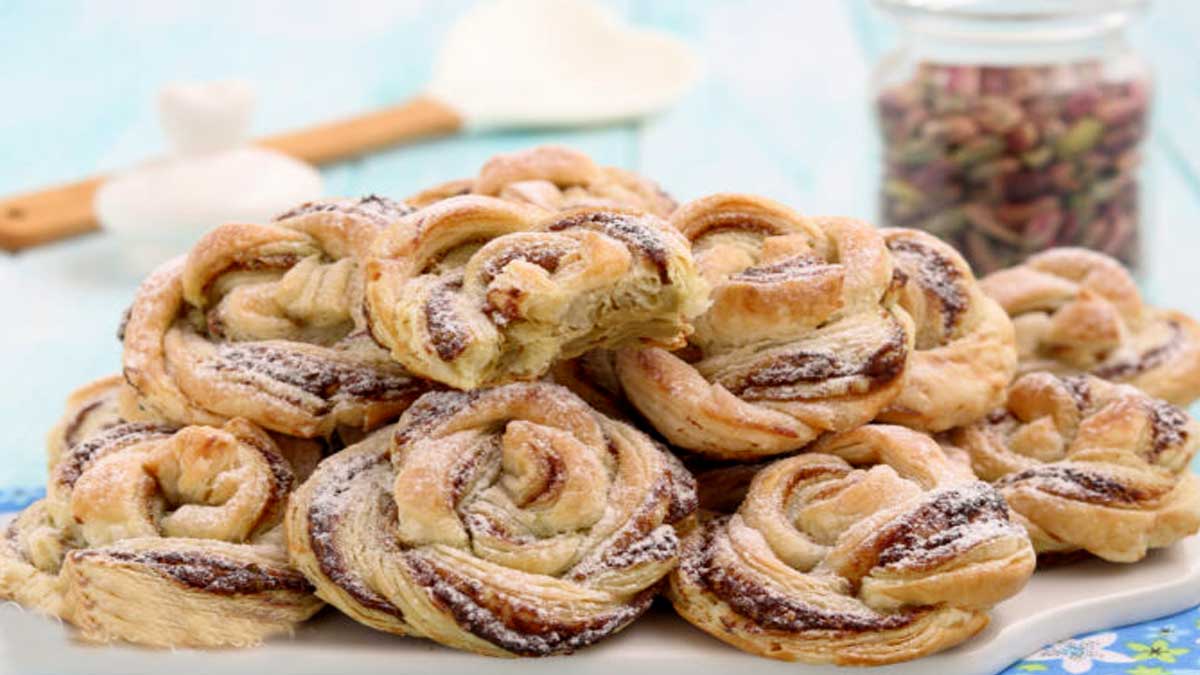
{"left": 669, "top": 425, "right": 1035, "bottom": 664}
{"left": 45, "top": 375, "right": 133, "bottom": 469}
{"left": 615, "top": 194, "right": 914, "bottom": 460}
{"left": 875, "top": 228, "right": 1017, "bottom": 431}
{"left": 285, "top": 382, "right": 697, "bottom": 657}
{"left": 364, "top": 196, "right": 708, "bottom": 390}
{"left": 47, "top": 374, "right": 324, "bottom": 480}
{"left": 0, "top": 377, "right": 323, "bottom": 647}
{"left": 122, "top": 195, "right": 430, "bottom": 439}
{"left": 407, "top": 145, "right": 677, "bottom": 217}
{"left": 981, "top": 247, "right": 1200, "bottom": 405}
{"left": 947, "top": 372, "right": 1200, "bottom": 562}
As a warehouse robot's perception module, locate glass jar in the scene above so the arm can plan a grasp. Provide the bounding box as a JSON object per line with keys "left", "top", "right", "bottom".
{"left": 873, "top": 0, "right": 1151, "bottom": 274}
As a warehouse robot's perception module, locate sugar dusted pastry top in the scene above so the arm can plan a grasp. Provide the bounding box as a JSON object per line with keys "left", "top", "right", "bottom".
{"left": 668, "top": 424, "right": 1034, "bottom": 665}
{"left": 364, "top": 195, "right": 707, "bottom": 390}
{"left": 407, "top": 145, "right": 677, "bottom": 217}
{"left": 122, "top": 195, "right": 429, "bottom": 438}
{"left": 284, "top": 382, "right": 697, "bottom": 657}
{"left": 0, "top": 376, "right": 322, "bottom": 648}
{"left": 948, "top": 372, "right": 1200, "bottom": 562}
{"left": 875, "top": 228, "right": 1017, "bottom": 431}
{"left": 616, "top": 193, "right": 914, "bottom": 459}
{"left": 981, "top": 247, "right": 1200, "bottom": 406}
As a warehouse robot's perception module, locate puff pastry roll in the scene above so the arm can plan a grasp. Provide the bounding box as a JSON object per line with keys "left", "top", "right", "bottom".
{"left": 122, "top": 196, "right": 429, "bottom": 439}
{"left": 365, "top": 196, "right": 707, "bottom": 390}
{"left": 616, "top": 194, "right": 914, "bottom": 459}
{"left": 0, "top": 377, "right": 322, "bottom": 647}
{"left": 947, "top": 372, "right": 1200, "bottom": 562}
{"left": 982, "top": 247, "right": 1200, "bottom": 405}
{"left": 285, "top": 382, "right": 697, "bottom": 656}
{"left": 669, "top": 425, "right": 1035, "bottom": 664}
{"left": 875, "top": 228, "right": 1017, "bottom": 431}
{"left": 407, "top": 145, "right": 677, "bottom": 217}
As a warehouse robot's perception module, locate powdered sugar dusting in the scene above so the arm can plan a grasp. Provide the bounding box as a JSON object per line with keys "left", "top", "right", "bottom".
{"left": 874, "top": 482, "right": 1022, "bottom": 571}
{"left": 1093, "top": 320, "right": 1185, "bottom": 380}
{"left": 57, "top": 422, "right": 175, "bottom": 488}
{"left": 1148, "top": 398, "right": 1190, "bottom": 457}
{"left": 275, "top": 195, "right": 413, "bottom": 227}
{"left": 999, "top": 464, "right": 1152, "bottom": 505}
{"left": 298, "top": 383, "right": 694, "bottom": 654}
{"left": 725, "top": 319, "right": 907, "bottom": 400}
{"left": 1061, "top": 375, "right": 1093, "bottom": 409}
{"left": 305, "top": 448, "right": 407, "bottom": 619}
{"left": 406, "top": 552, "right": 652, "bottom": 656}
{"left": 423, "top": 277, "right": 471, "bottom": 361}
{"left": 394, "top": 389, "right": 482, "bottom": 447}
{"left": 211, "top": 343, "right": 418, "bottom": 409}
{"left": 732, "top": 255, "right": 829, "bottom": 283}
{"left": 547, "top": 211, "right": 672, "bottom": 283}
{"left": 684, "top": 518, "right": 919, "bottom": 632}
{"left": 74, "top": 547, "right": 313, "bottom": 595}
{"left": 887, "top": 237, "right": 966, "bottom": 337}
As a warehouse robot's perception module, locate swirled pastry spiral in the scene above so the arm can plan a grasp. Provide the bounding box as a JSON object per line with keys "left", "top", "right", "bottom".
{"left": 947, "top": 372, "right": 1200, "bottom": 562}
{"left": 407, "top": 145, "right": 677, "bottom": 217}
{"left": 285, "top": 382, "right": 697, "bottom": 657}
{"left": 669, "top": 425, "right": 1035, "bottom": 664}
{"left": 122, "top": 195, "right": 430, "bottom": 438}
{"left": 981, "top": 247, "right": 1200, "bottom": 406}
{"left": 0, "top": 378, "right": 322, "bottom": 647}
{"left": 875, "top": 228, "right": 1017, "bottom": 431}
{"left": 364, "top": 196, "right": 708, "bottom": 390}
{"left": 615, "top": 194, "right": 915, "bottom": 460}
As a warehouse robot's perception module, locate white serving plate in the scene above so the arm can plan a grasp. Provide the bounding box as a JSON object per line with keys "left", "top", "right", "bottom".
{"left": 2, "top": 513, "right": 1199, "bottom": 675}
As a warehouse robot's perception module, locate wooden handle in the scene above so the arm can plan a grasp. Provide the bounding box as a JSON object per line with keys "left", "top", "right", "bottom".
{"left": 0, "top": 177, "right": 106, "bottom": 252}
{"left": 0, "top": 95, "right": 463, "bottom": 252}
{"left": 259, "top": 96, "right": 462, "bottom": 165}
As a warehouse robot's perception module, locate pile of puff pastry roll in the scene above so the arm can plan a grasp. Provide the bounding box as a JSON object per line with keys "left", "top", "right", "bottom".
{"left": 5, "top": 145, "right": 1200, "bottom": 666}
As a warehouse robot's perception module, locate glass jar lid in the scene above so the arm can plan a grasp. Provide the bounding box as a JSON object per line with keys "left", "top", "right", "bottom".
{"left": 876, "top": 0, "right": 1149, "bottom": 42}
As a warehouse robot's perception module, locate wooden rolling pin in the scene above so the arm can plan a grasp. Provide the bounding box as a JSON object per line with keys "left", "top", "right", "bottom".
{"left": 0, "top": 97, "right": 461, "bottom": 252}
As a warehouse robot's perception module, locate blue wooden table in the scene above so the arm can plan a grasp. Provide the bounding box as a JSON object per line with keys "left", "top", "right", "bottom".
{"left": 3, "top": 2, "right": 1200, "bottom": 672}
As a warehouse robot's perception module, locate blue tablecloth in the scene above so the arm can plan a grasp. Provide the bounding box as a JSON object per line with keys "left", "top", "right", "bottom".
{"left": 1001, "top": 607, "right": 1200, "bottom": 675}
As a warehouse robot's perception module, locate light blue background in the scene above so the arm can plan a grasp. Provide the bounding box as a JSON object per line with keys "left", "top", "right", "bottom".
{"left": 3, "top": 2, "right": 1200, "bottom": 671}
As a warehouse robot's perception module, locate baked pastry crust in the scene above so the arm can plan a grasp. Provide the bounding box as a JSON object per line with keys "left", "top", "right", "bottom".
{"left": 668, "top": 424, "right": 1034, "bottom": 664}
{"left": 364, "top": 196, "right": 707, "bottom": 390}
{"left": 0, "top": 377, "right": 323, "bottom": 647}
{"left": 45, "top": 375, "right": 134, "bottom": 469}
{"left": 407, "top": 145, "right": 677, "bottom": 217}
{"left": 285, "top": 382, "right": 697, "bottom": 657}
{"left": 875, "top": 228, "right": 1017, "bottom": 431}
{"left": 981, "top": 247, "right": 1200, "bottom": 406}
{"left": 616, "top": 194, "right": 914, "bottom": 459}
{"left": 122, "top": 196, "right": 429, "bottom": 438}
{"left": 947, "top": 372, "right": 1200, "bottom": 562}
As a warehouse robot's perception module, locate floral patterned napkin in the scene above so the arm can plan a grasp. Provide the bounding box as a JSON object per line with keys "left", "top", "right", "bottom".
{"left": 1004, "top": 607, "right": 1200, "bottom": 674}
